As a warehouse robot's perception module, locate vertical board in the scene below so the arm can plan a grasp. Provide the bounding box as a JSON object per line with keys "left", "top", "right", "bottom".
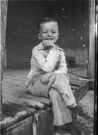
{"left": 0, "top": 0, "right": 2, "bottom": 122}
{"left": 0, "top": 0, "right": 8, "bottom": 121}
{"left": 88, "top": 0, "right": 95, "bottom": 88}
{"left": 33, "top": 108, "right": 53, "bottom": 135}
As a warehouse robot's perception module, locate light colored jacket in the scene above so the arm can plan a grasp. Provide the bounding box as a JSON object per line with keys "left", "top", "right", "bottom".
{"left": 27, "top": 43, "right": 68, "bottom": 79}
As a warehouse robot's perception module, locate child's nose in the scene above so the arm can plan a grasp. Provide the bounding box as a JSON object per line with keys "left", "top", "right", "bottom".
{"left": 47, "top": 31, "right": 52, "bottom": 36}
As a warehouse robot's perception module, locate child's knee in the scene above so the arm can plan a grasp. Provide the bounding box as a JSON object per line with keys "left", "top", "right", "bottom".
{"left": 49, "top": 88, "right": 59, "bottom": 100}
{"left": 55, "top": 73, "right": 69, "bottom": 83}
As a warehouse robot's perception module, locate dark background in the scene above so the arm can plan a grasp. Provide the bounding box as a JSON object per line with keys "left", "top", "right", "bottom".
{"left": 6, "top": 0, "right": 89, "bottom": 69}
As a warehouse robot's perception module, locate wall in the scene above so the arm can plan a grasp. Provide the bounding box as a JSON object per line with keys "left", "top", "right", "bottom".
{"left": 6, "top": 1, "right": 46, "bottom": 69}
{"left": 0, "top": 0, "right": 8, "bottom": 120}
{"left": 6, "top": 0, "right": 89, "bottom": 69}
{"left": 53, "top": 0, "right": 89, "bottom": 65}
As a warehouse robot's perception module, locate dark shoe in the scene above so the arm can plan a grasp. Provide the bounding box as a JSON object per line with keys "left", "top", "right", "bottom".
{"left": 66, "top": 122, "right": 84, "bottom": 135}
{"left": 54, "top": 125, "right": 71, "bottom": 135}
{"left": 69, "top": 105, "right": 92, "bottom": 121}
{"left": 54, "top": 132, "right": 71, "bottom": 135}
{"left": 77, "top": 106, "right": 93, "bottom": 121}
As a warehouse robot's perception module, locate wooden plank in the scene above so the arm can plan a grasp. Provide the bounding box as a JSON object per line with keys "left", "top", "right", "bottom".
{"left": 3, "top": 91, "right": 46, "bottom": 110}
{"left": 0, "top": 102, "right": 36, "bottom": 130}
{"left": 2, "top": 107, "right": 53, "bottom": 135}
{"left": 69, "top": 70, "right": 87, "bottom": 79}
{"left": 69, "top": 66, "right": 87, "bottom": 77}
{"left": 0, "top": 0, "right": 8, "bottom": 122}
{"left": 2, "top": 103, "right": 36, "bottom": 115}
{"left": 1, "top": 104, "right": 31, "bottom": 130}
{"left": 3, "top": 104, "right": 29, "bottom": 121}
{"left": 1, "top": 0, "right": 8, "bottom": 68}
{"left": 3, "top": 69, "right": 28, "bottom": 78}
{"left": 1, "top": 114, "right": 17, "bottom": 130}
{"left": 71, "top": 85, "right": 79, "bottom": 91}
{"left": 70, "top": 80, "right": 83, "bottom": 86}
{"left": 88, "top": 0, "right": 95, "bottom": 88}
{"left": 4, "top": 75, "right": 27, "bottom": 82}
{"left": 33, "top": 108, "right": 53, "bottom": 135}
{"left": 0, "top": 0, "right": 2, "bottom": 122}
{"left": 1, "top": 101, "right": 53, "bottom": 133}
{"left": 2, "top": 77, "right": 26, "bottom": 87}
{"left": 1, "top": 116, "right": 33, "bottom": 135}
{"left": 1, "top": 106, "right": 53, "bottom": 135}
{"left": 74, "top": 83, "right": 88, "bottom": 101}
{"left": 1, "top": 102, "right": 35, "bottom": 130}
{"left": 3, "top": 88, "right": 51, "bottom": 106}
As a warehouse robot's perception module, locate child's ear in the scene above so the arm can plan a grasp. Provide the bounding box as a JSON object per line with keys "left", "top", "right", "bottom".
{"left": 38, "top": 33, "right": 41, "bottom": 40}
{"left": 57, "top": 33, "right": 59, "bottom": 39}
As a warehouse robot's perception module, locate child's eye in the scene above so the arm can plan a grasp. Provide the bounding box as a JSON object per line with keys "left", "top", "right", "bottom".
{"left": 43, "top": 31, "right": 47, "bottom": 33}
{"left": 52, "top": 31, "right": 56, "bottom": 33}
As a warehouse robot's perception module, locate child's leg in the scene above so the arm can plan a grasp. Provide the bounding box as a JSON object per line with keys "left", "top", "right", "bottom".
{"left": 49, "top": 89, "right": 85, "bottom": 135}
{"left": 62, "top": 94, "right": 77, "bottom": 108}
{"left": 49, "top": 88, "right": 72, "bottom": 126}
{"left": 52, "top": 73, "right": 77, "bottom": 107}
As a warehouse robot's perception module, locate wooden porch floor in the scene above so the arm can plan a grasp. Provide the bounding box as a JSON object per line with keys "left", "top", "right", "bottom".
{"left": 0, "top": 67, "right": 89, "bottom": 135}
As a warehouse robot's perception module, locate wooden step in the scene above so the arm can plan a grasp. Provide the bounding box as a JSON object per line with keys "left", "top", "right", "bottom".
{"left": 1, "top": 68, "right": 89, "bottom": 135}
{"left": 1, "top": 105, "right": 53, "bottom": 135}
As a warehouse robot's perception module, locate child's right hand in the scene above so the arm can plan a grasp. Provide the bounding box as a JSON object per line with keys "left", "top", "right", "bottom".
{"left": 42, "top": 40, "right": 55, "bottom": 48}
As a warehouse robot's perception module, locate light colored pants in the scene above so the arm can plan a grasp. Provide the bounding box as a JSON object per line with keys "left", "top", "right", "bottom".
{"left": 49, "top": 88, "right": 72, "bottom": 126}
{"left": 28, "top": 73, "right": 77, "bottom": 125}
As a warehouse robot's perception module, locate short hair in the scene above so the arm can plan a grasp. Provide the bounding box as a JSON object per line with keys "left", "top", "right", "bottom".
{"left": 38, "top": 17, "right": 59, "bottom": 32}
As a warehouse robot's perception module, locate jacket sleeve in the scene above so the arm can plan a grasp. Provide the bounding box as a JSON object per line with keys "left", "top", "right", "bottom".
{"left": 54, "top": 51, "right": 68, "bottom": 74}
{"left": 27, "top": 69, "right": 34, "bottom": 79}
{"left": 32, "top": 44, "right": 60, "bottom": 72}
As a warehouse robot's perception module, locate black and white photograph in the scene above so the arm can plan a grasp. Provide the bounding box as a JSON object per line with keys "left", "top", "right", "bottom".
{"left": 0, "top": 0, "right": 97, "bottom": 135}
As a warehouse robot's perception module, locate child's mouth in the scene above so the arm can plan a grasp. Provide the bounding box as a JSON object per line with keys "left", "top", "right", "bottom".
{"left": 45, "top": 38, "right": 54, "bottom": 41}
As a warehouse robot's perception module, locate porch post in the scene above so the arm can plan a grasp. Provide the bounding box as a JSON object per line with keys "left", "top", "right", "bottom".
{"left": 88, "top": 0, "right": 95, "bottom": 89}
{"left": 0, "top": 0, "right": 8, "bottom": 121}
{"left": 0, "top": 0, "right": 1, "bottom": 121}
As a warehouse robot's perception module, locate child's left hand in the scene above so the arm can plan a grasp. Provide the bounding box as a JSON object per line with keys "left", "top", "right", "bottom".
{"left": 26, "top": 79, "right": 30, "bottom": 88}
{"left": 26, "top": 79, "right": 34, "bottom": 88}
{"left": 40, "top": 72, "right": 54, "bottom": 83}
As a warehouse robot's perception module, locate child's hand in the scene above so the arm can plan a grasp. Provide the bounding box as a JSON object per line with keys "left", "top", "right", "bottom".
{"left": 42, "top": 40, "right": 55, "bottom": 48}
{"left": 26, "top": 79, "right": 32, "bottom": 88}
{"left": 40, "top": 72, "right": 54, "bottom": 83}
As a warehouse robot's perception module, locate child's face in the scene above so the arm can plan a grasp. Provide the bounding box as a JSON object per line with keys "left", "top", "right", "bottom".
{"left": 38, "top": 21, "right": 59, "bottom": 44}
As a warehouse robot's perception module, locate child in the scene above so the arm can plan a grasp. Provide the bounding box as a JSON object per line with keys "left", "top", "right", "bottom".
{"left": 26, "top": 17, "right": 84, "bottom": 135}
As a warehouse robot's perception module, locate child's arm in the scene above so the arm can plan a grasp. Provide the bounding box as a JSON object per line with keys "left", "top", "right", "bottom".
{"left": 54, "top": 51, "right": 68, "bottom": 74}
{"left": 32, "top": 43, "right": 60, "bottom": 72}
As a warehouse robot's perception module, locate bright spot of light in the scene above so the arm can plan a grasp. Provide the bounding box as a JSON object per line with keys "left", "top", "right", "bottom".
{"left": 62, "top": 8, "right": 64, "bottom": 11}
